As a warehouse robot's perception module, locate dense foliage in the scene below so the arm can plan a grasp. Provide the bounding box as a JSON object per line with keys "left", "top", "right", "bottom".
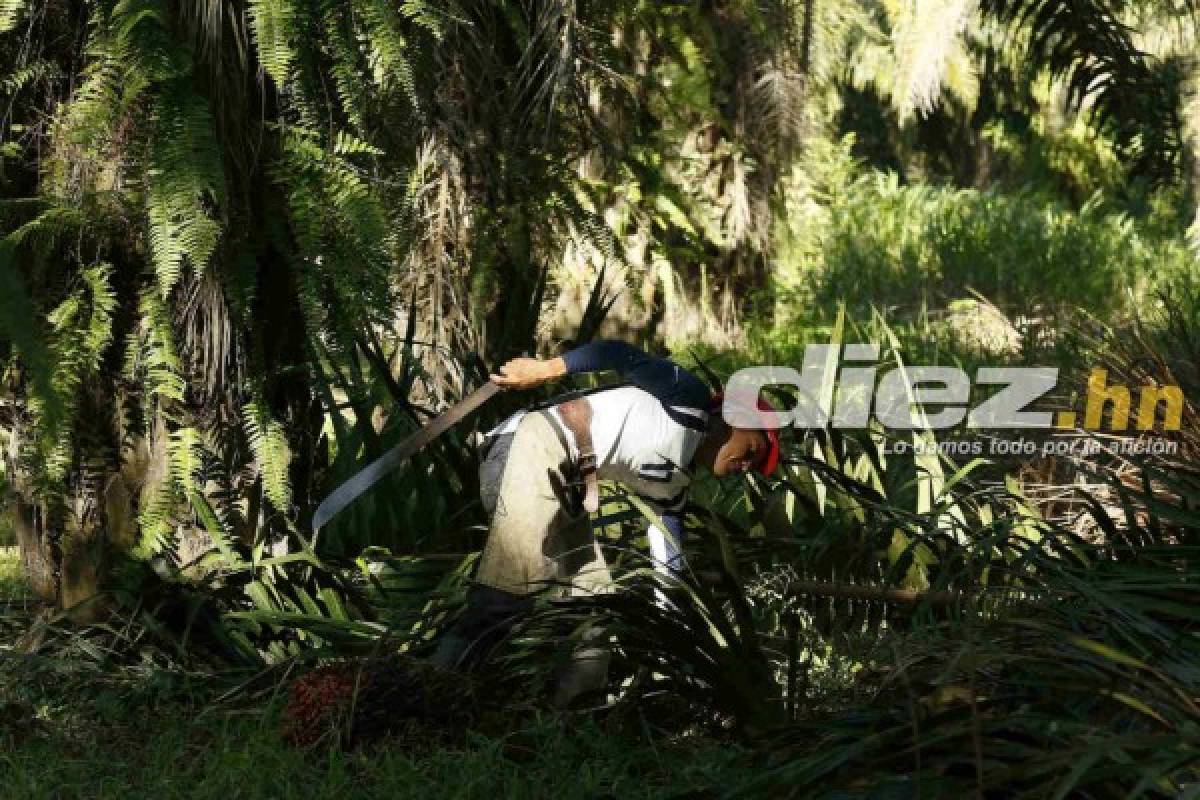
{"left": 2, "top": 0, "right": 1200, "bottom": 796}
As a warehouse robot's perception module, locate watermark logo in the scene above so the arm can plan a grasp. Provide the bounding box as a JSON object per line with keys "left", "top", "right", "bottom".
{"left": 723, "top": 345, "right": 1183, "bottom": 432}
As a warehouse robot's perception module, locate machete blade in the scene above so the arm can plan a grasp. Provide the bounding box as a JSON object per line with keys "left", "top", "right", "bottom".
{"left": 312, "top": 381, "right": 501, "bottom": 532}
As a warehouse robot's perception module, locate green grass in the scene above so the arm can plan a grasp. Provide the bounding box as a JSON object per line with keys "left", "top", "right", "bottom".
{"left": 771, "top": 145, "right": 1195, "bottom": 325}
{"left": 2, "top": 706, "right": 750, "bottom": 800}
{"left": 0, "top": 548, "right": 751, "bottom": 800}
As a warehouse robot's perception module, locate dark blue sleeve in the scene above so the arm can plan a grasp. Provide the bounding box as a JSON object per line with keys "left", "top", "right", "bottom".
{"left": 661, "top": 512, "right": 685, "bottom": 544}
{"left": 660, "top": 512, "right": 686, "bottom": 574}
{"left": 562, "top": 340, "right": 712, "bottom": 410}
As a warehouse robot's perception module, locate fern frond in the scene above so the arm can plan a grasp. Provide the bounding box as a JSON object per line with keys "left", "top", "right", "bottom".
{"left": 58, "top": 50, "right": 124, "bottom": 150}
{"left": 242, "top": 402, "right": 293, "bottom": 513}
{"left": 111, "top": 0, "right": 184, "bottom": 83}
{"left": 134, "top": 471, "right": 179, "bottom": 560}
{"left": 353, "top": 0, "right": 418, "bottom": 108}
{"left": 146, "top": 79, "right": 224, "bottom": 296}
{"left": 28, "top": 263, "right": 118, "bottom": 483}
{"left": 276, "top": 129, "right": 393, "bottom": 347}
{"left": 332, "top": 130, "right": 384, "bottom": 157}
{"left": 4, "top": 204, "right": 85, "bottom": 250}
{"left": 321, "top": 7, "right": 368, "bottom": 129}
{"left": 81, "top": 263, "right": 117, "bottom": 359}
{"left": 168, "top": 425, "right": 204, "bottom": 492}
{"left": 0, "top": 207, "right": 86, "bottom": 454}
{"left": 189, "top": 490, "right": 248, "bottom": 568}
{"left": 59, "top": 0, "right": 181, "bottom": 152}
{"left": 127, "top": 287, "right": 186, "bottom": 404}
{"left": 246, "top": 0, "right": 297, "bottom": 86}
{"left": 1, "top": 60, "right": 60, "bottom": 95}
{"left": 399, "top": 0, "right": 442, "bottom": 37}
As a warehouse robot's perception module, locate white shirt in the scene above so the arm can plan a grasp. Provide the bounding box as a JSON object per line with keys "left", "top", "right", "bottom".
{"left": 549, "top": 385, "right": 707, "bottom": 513}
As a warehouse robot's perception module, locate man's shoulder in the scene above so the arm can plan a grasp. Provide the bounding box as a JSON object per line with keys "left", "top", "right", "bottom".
{"left": 642, "top": 358, "right": 713, "bottom": 411}
{"left": 591, "top": 384, "right": 707, "bottom": 420}
{"left": 615, "top": 388, "right": 708, "bottom": 460}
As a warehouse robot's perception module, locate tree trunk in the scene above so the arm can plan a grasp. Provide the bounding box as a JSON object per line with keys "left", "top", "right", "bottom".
{"left": 9, "top": 428, "right": 154, "bottom": 622}
{"left": 12, "top": 495, "right": 55, "bottom": 603}
{"left": 12, "top": 488, "right": 115, "bottom": 623}
{"left": 58, "top": 512, "right": 107, "bottom": 623}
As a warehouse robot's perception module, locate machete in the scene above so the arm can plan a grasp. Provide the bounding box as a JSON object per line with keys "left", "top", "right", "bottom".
{"left": 312, "top": 380, "right": 502, "bottom": 532}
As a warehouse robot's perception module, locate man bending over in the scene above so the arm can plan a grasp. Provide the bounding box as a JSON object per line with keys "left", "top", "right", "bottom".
{"left": 433, "top": 339, "right": 779, "bottom": 699}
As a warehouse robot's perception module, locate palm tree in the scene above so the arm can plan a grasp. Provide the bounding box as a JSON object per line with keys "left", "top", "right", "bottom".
{"left": 0, "top": 0, "right": 442, "bottom": 612}
{"left": 0, "top": 0, "right": 1196, "bottom": 620}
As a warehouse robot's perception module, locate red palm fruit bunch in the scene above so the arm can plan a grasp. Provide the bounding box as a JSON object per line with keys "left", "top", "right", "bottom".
{"left": 280, "top": 662, "right": 361, "bottom": 747}
{"left": 281, "top": 657, "right": 478, "bottom": 749}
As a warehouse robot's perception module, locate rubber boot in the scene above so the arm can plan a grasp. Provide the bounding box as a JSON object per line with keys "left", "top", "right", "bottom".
{"left": 552, "top": 624, "right": 611, "bottom": 708}
{"left": 430, "top": 583, "right": 533, "bottom": 671}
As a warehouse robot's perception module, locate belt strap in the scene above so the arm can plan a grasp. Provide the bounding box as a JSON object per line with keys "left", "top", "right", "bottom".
{"left": 557, "top": 397, "right": 599, "bottom": 513}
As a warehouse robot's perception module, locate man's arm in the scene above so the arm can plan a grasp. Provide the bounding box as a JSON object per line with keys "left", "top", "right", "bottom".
{"left": 563, "top": 340, "right": 712, "bottom": 410}
{"left": 639, "top": 483, "right": 688, "bottom": 575}
{"left": 492, "top": 339, "right": 712, "bottom": 411}
{"left": 648, "top": 512, "right": 686, "bottom": 575}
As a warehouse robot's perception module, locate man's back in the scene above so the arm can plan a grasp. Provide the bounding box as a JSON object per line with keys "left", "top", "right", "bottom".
{"left": 547, "top": 384, "right": 706, "bottom": 514}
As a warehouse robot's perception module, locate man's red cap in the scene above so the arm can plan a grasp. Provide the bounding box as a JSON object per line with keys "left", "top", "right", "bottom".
{"left": 708, "top": 392, "right": 781, "bottom": 477}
